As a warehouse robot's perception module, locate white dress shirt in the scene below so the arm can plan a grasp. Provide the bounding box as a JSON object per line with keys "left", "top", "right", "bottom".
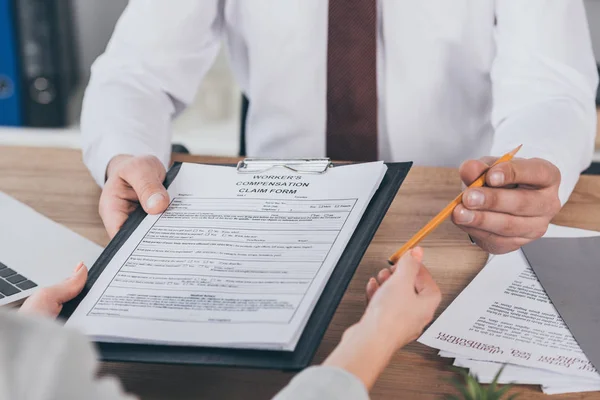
{"left": 81, "top": 0, "right": 598, "bottom": 204}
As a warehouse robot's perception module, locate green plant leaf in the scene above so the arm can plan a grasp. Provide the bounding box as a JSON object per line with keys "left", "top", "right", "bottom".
{"left": 465, "top": 374, "right": 482, "bottom": 398}
{"left": 492, "top": 365, "right": 505, "bottom": 381}
{"left": 493, "top": 384, "right": 514, "bottom": 399}
{"left": 445, "top": 364, "right": 522, "bottom": 400}
{"left": 448, "top": 377, "right": 476, "bottom": 400}
{"left": 445, "top": 395, "right": 462, "bottom": 400}
{"left": 489, "top": 365, "right": 506, "bottom": 392}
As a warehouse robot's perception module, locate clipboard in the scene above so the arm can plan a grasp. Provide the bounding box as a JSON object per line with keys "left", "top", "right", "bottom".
{"left": 60, "top": 159, "right": 412, "bottom": 371}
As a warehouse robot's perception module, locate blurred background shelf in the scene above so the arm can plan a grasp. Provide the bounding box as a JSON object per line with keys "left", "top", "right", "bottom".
{"left": 0, "top": 0, "right": 240, "bottom": 157}
{"left": 0, "top": 119, "right": 239, "bottom": 156}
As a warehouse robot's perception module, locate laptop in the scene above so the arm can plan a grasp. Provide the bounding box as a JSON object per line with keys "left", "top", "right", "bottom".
{"left": 0, "top": 191, "right": 103, "bottom": 306}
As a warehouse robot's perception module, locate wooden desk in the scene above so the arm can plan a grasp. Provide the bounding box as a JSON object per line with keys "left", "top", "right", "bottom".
{"left": 1, "top": 146, "right": 599, "bottom": 399}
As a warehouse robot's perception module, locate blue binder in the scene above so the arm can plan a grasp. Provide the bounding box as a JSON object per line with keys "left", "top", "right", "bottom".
{"left": 0, "top": 0, "right": 21, "bottom": 126}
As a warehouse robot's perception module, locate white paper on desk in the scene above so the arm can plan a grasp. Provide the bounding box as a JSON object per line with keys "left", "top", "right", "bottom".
{"left": 439, "top": 351, "right": 593, "bottom": 385}
{"left": 466, "top": 359, "right": 600, "bottom": 395}
{"left": 441, "top": 351, "right": 600, "bottom": 394}
{"left": 419, "top": 224, "right": 600, "bottom": 380}
{"left": 66, "top": 162, "right": 387, "bottom": 350}
{"left": 453, "top": 358, "right": 599, "bottom": 385}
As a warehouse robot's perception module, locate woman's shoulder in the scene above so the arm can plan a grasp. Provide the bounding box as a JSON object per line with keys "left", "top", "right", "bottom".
{"left": 0, "top": 310, "right": 88, "bottom": 352}
{"left": 0, "top": 310, "right": 99, "bottom": 398}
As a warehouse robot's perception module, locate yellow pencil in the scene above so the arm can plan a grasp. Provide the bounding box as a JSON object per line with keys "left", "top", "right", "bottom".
{"left": 387, "top": 144, "right": 523, "bottom": 265}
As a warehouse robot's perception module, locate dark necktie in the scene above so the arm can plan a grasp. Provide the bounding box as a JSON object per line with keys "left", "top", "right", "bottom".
{"left": 326, "top": 0, "right": 378, "bottom": 162}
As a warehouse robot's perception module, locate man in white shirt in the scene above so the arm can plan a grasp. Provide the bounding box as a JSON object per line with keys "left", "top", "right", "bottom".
{"left": 82, "top": 1, "right": 598, "bottom": 254}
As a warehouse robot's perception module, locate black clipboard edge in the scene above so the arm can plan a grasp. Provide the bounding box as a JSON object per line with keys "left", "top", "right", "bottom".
{"left": 60, "top": 162, "right": 412, "bottom": 371}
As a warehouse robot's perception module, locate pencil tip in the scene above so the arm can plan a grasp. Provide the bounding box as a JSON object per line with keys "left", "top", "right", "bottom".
{"left": 510, "top": 144, "right": 523, "bottom": 157}
{"left": 387, "top": 259, "right": 394, "bottom": 266}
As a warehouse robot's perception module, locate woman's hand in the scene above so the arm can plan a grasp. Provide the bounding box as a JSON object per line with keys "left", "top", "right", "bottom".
{"left": 364, "top": 247, "right": 441, "bottom": 346}
{"left": 19, "top": 263, "right": 88, "bottom": 318}
{"left": 323, "top": 247, "right": 441, "bottom": 390}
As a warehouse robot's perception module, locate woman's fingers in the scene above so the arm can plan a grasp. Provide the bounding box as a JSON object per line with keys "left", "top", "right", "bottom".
{"left": 19, "top": 263, "right": 88, "bottom": 318}
{"left": 366, "top": 277, "right": 379, "bottom": 302}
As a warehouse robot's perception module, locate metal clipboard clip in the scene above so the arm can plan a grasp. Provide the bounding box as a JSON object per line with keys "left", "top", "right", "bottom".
{"left": 236, "top": 158, "right": 333, "bottom": 174}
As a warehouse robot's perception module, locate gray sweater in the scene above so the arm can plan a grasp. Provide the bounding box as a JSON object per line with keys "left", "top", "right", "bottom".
{"left": 0, "top": 312, "right": 369, "bottom": 400}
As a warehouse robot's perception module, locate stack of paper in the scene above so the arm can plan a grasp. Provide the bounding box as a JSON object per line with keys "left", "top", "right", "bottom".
{"left": 419, "top": 224, "right": 600, "bottom": 395}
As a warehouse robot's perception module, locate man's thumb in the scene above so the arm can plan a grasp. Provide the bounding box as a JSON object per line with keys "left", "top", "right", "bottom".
{"left": 121, "top": 157, "right": 170, "bottom": 214}
{"left": 458, "top": 159, "right": 489, "bottom": 187}
{"left": 143, "top": 190, "right": 170, "bottom": 214}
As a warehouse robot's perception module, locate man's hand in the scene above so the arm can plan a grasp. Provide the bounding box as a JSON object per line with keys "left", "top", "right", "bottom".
{"left": 323, "top": 248, "right": 441, "bottom": 390}
{"left": 100, "top": 155, "right": 170, "bottom": 238}
{"left": 19, "top": 263, "right": 88, "bottom": 318}
{"left": 453, "top": 157, "right": 561, "bottom": 254}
